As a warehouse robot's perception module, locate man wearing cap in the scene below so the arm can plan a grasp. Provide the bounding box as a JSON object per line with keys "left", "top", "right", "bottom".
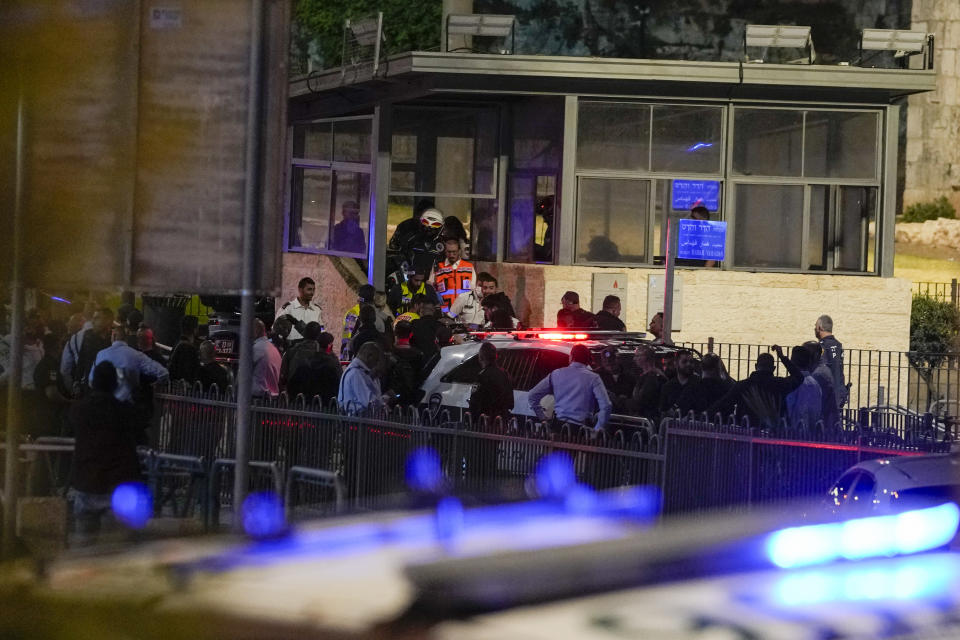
{"left": 341, "top": 284, "right": 377, "bottom": 360}
{"left": 556, "top": 291, "right": 596, "bottom": 329}
{"left": 277, "top": 277, "right": 323, "bottom": 342}
{"left": 528, "top": 344, "right": 612, "bottom": 433}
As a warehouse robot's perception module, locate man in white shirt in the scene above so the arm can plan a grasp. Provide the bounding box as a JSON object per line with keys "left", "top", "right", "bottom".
{"left": 448, "top": 271, "right": 499, "bottom": 329}
{"left": 253, "top": 319, "right": 282, "bottom": 397}
{"left": 276, "top": 277, "right": 323, "bottom": 342}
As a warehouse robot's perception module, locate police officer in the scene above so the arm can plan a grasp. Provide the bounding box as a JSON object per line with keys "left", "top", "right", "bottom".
{"left": 277, "top": 277, "right": 323, "bottom": 342}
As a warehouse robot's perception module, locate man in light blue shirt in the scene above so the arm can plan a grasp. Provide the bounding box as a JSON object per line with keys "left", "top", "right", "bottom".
{"left": 528, "top": 344, "right": 612, "bottom": 431}
{"left": 91, "top": 326, "right": 169, "bottom": 404}
{"left": 337, "top": 342, "right": 385, "bottom": 415}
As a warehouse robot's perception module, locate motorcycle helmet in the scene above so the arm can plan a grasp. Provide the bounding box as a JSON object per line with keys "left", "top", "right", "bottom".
{"left": 419, "top": 208, "right": 444, "bottom": 230}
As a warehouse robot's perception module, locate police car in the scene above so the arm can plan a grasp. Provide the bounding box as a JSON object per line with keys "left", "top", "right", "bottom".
{"left": 826, "top": 453, "right": 960, "bottom": 517}
{"left": 420, "top": 329, "right": 696, "bottom": 429}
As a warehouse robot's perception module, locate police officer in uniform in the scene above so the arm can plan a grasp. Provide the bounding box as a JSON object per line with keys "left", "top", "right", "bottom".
{"left": 277, "top": 277, "right": 323, "bottom": 343}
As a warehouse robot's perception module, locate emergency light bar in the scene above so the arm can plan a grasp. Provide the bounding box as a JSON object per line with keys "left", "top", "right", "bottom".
{"left": 467, "top": 329, "right": 648, "bottom": 341}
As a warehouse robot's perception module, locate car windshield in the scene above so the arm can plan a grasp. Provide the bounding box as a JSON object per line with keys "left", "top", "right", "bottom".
{"left": 890, "top": 484, "right": 960, "bottom": 512}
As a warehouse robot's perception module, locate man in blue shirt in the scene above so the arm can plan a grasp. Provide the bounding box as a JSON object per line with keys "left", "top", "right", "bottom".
{"left": 91, "top": 325, "right": 169, "bottom": 404}
{"left": 528, "top": 344, "right": 612, "bottom": 432}
{"left": 337, "top": 342, "right": 385, "bottom": 415}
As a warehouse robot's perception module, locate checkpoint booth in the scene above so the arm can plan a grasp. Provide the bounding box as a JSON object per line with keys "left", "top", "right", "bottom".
{"left": 282, "top": 31, "right": 935, "bottom": 353}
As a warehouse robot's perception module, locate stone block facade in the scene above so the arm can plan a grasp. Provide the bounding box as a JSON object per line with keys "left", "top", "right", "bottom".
{"left": 906, "top": 0, "right": 960, "bottom": 210}
{"left": 478, "top": 263, "right": 912, "bottom": 352}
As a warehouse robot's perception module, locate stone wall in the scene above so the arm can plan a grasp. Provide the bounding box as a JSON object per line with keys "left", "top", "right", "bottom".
{"left": 906, "top": 0, "right": 960, "bottom": 210}
{"left": 478, "top": 262, "right": 912, "bottom": 352}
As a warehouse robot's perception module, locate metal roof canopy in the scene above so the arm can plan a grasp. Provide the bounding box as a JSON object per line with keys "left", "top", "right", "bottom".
{"left": 291, "top": 51, "right": 936, "bottom": 117}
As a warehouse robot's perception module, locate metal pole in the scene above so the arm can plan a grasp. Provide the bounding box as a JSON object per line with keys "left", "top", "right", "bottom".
{"left": 3, "top": 88, "right": 26, "bottom": 557}
{"left": 233, "top": 0, "right": 265, "bottom": 531}
{"left": 662, "top": 218, "right": 676, "bottom": 346}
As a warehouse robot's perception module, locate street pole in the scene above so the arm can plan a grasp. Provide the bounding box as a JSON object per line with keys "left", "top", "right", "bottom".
{"left": 233, "top": 0, "right": 265, "bottom": 531}
{"left": 662, "top": 217, "right": 676, "bottom": 346}
{"left": 3, "top": 86, "right": 26, "bottom": 557}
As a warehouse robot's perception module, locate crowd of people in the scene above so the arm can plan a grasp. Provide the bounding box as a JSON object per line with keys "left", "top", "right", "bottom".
{"left": 517, "top": 314, "right": 847, "bottom": 434}
{"left": 0, "top": 292, "right": 185, "bottom": 540}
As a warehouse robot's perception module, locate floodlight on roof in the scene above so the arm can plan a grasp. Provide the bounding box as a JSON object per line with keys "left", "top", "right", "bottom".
{"left": 445, "top": 14, "right": 517, "bottom": 54}
{"left": 341, "top": 12, "right": 384, "bottom": 79}
{"left": 744, "top": 24, "right": 816, "bottom": 65}
{"left": 859, "top": 29, "right": 933, "bottom": 69}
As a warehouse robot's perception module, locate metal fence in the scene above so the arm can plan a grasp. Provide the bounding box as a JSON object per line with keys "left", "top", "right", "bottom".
{"left": 681, "top": 341, "right": 960, "bottom": 423}
{"left": 152, "top": 385, "right": 665, "bottom": 521}
{"left": 913, "top": 279, "right": 959, "bottom": 309}
{"left": 662, "top": 413, "right": 949, "bottom": 514}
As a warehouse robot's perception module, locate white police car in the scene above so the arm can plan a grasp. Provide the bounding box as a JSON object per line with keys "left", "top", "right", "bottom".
{"left": 419, "top": 329, "right": 689, "bottom": 427}
{"left": 826, "top": 453, "right": 960, "bottom": 516}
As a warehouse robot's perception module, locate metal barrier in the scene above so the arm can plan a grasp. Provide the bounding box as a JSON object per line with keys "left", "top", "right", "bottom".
{"left": 681, "top": 341, "right": 960, "bottom": 421}
{"left": 914, "top": 279, "right": 959, "bottom": 309}
{"left": 208, "top": 459, "right": 284, "bottom": 530}
{"left": 662, "top": 413, "right": 947, "bottom": 515}
{"left": 152, "top": 387, "right": 666, "bottom": 513}
{"left": 285, "top": 466, "right": 344, "bottom": 522}
{"left": 143, "top": 452, "right": 209, "bottom": 520}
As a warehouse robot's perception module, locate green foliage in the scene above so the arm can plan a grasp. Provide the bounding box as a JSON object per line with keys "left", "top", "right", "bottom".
{"left": 292, "top": 0, "right": 441, "bottom": 71}
{"left": 902, "top": 196, "right": 957, "bottom": 223}
{"left": 909, "top": 295, "right": 960, "bottom": 380}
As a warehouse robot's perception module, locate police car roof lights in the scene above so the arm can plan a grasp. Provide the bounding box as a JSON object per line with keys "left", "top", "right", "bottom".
{"left": 466, "top": 329, "right": 648, "bottom": 342}
{"left": 765, "top": 501, "right": 960, "bottom": 569}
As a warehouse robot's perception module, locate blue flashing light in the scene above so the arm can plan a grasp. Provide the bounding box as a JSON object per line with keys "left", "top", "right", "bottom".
{"left": 405, "top": 447, "right": 444, "bottom": 493}
{"left": 242, "top": 491, "right": 286, "bottom": 539}
{"left": 111, "top": 482, "right": 152, "bottom": 529}
{"left": 49, "top": 296, "right": 71, "bottom": 304}
{"left": 686, "top": 142, "right": 714, "bottom": 152}
{"left": 534, "top": 452, "right": 576, "bottom": 499}
{"left": 766, "top": 502, "right": 959, "bottom": 569}
{"left": 770, "top": 554, "right": 960, "bottom": 606}
{"left": 435, "top": 496, "right": 464, "bottom": 543}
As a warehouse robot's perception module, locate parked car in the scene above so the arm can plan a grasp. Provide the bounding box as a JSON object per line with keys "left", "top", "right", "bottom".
{"left": 419, "top": 329, "right": 698, "bottom": 430}
{"left": 825, "top": 453, "right": 960, "bottom": 517}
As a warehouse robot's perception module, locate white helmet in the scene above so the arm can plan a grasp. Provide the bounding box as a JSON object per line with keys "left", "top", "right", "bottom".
{"left": 419, "top": 208, "right": 444, "bottom": 230}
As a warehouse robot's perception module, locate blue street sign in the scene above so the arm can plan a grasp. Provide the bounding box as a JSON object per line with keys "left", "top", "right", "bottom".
{"left": 677, "top": 219, "right": 726, "bottom": 261}
{"left": 672, "top": 179, "right": 720, "bottom": 211}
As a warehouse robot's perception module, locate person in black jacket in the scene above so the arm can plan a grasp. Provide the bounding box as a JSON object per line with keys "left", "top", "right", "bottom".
{"left": 350, "top": 305, "right": 390, "bottom": 358}
{"left": 678, "top": 353, "right": 732, "bottom": 416}
{"left": 659, "top": 351, "right": 700, "bottom": 416}
{"left": 68, "top": 361, "right": 143, "bottom": 543}
{"left": 469, "top": 342, "right": 514, "bottom": 426}
{"left": 167, "top": 315, "right": 200, "bottom": 384}
{"left": 287, "top": 333, "right": 342, "bottom": 405}
{"left": 708, "top": 347, "right": 802, "bottom": 429}
{"left": 629, "top": 346, "right": 666, "bottom": 422}
{"left": 594, "top": 295, "right": 626, "bottom": 331}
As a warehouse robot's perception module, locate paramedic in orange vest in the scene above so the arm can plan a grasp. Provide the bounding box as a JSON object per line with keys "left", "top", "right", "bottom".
{"left": 432, "top": 238, "right": 476, "bottom": 314}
